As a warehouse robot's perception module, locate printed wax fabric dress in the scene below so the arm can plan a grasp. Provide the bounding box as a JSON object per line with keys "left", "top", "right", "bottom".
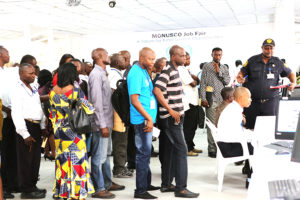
{"left": 49, "top": 87, "right": 94, "bottom": 199}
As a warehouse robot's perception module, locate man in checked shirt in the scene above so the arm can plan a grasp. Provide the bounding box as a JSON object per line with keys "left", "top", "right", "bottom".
{"left": 199, "top": 47, "right": 230, "bottom": 158}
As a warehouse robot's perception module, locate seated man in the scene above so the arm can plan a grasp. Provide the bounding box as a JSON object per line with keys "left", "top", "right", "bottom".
{"left": 217, "top": 87, "right": 253, "bottom": 178}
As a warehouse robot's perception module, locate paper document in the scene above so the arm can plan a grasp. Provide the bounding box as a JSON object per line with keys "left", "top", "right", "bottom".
{"left": 152, "top": 127, "right": 160, "bottom": 138}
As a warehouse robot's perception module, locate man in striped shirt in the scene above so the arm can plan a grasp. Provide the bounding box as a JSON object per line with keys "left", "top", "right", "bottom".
{"left": 153, "top": 45, "right": 199, "bottom": 198}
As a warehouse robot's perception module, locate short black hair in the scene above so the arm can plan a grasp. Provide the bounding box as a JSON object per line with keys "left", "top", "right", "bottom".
{"left": 154, "top": 57, "right": 167, "bottom": 70}
{"left": 20, "top": 55, "right": 36, "bottom": 65}
{"left": 235, "top": 60, "right": 242, "bottom": 67}
{"left": 169, "top": 45, "right": 183, "bottom": 56}
{"left": 70, "top": 58, "right": 82, "bottom": 63}
{"left": 185, "top": 52, "right": 190, "bottom": 56}
{"left": 19, "top": 63, "right": 33, "bottom": 74}
{"left": 110, "top": 53, "right": 123, "bottom": 68}
{"left": 38, "top": 69, "right": 52, "bottom": 87}
{"left": 57, "top": 63, "right": 77, "bottom": 88}
{"left": 212, "top": 47, "right": 222, "bottom": 53}
{"left": 221, "top": 87, "right": 234, "bottom": 100}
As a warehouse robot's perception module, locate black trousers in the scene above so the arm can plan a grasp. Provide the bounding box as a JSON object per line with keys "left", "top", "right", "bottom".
{"left": 161, "top": 116, "right": 187, "bottom": 191}
{"left": 244, "top": 98, "right": 278, "bottom": 129}
{"left": 16, "top": 120, "right": 42, "bottom": 193}
{"left": 1, "top": 118, "right": 18, "bottom": 192}
{"left": 112, "top": 130, "right": 128, "bottom": 174}
{"left": 183, "top": 104, "right": 199, "bottom": 152}
{"left": 217, "top": 142, "right": 253, "bottom": 158}
{"left": 126, "top": 125, "right": 136, "bottom": 169}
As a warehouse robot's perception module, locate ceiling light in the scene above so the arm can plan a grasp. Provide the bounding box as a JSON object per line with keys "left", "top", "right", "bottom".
{"left": 109, "top": 0, "right": 116, "bottom": 8}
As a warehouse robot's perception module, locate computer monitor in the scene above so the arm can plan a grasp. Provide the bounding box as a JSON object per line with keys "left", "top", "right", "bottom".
{"left": 275, "top": 98, "right": 300, "bottom": 140}
{"left": 291, "top": 113, "right": 300, "bottom": 163}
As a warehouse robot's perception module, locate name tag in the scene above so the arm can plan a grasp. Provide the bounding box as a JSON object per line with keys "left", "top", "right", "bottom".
{"left": 150, "top": 99, "right": 156, "bottom": 110}
{"left": 267, "top": 73, "right": 274, "bottom": 79}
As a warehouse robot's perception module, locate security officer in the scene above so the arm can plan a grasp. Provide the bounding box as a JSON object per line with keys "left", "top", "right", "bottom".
{"left": 237, "top": 38, "right": 296, "bottom": 129}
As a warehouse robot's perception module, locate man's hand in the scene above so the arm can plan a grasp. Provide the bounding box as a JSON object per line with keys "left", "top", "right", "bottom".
{"left": 288, "top": 82, "right": 296, "bottom": 91}
{"left": 169, "top": 109, "right": 180, "bottom": 124}
{"left": 236, "top": 74, "right": 246, "bottom": 84}
{"left": 24, "top": 136, "right": 36, "bottom": 147}
{"left": 143, "top": 119, "right": 153, "bottom": 133}
{"left": 201, "top": 100, "right": 209, "bottom": 108}
{"left": 213, "top": 62, "right": 219, "bottom": 74}
{"left": 101, "top": 127, "right": 110, "bottom": 138}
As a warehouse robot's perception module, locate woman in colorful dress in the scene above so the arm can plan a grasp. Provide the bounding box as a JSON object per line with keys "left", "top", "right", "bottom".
{"left": 49, "top": 63, "right": 94, "bottom": 200}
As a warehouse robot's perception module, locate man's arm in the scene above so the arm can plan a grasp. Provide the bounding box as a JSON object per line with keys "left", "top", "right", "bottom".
{"left": 88, "top": 73, "right": 109, "bottom": 137}
{"left": 199, "top": 66, "right": 208, "bottom": 107}
{"left": 153, "top": 87, "right": 180, "bottom": 123}
{"left": 130, "top": 94, "right": 153, "bottom": 132}
{"left": 287, "top": 72, "right": 296, "bottom": 91}
{"left": 217, "top": 65, "right": 230, "bottom": 85}
{"left": 2, "top": 105, "right": 11, "bottom": 118}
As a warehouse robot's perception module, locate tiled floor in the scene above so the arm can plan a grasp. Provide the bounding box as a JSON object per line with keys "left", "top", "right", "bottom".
{"left": 13, "top": 128, "right": 248, "bottom": 200}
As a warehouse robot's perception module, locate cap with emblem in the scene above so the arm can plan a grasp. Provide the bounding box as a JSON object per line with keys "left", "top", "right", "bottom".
{"left": 262, "top": 38, "right": 275, "bottom": 47}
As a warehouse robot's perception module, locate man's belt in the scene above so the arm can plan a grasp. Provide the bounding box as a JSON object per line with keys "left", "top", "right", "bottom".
{"left": 252, "top": 99, "right": 269, "bottom": 103}
{"left": 25, "top": 119, "right": 41, "bottom": 124}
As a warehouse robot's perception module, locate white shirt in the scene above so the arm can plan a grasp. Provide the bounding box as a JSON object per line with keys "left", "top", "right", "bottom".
{"left": 108, "top": 68, "right": 123, "bottom": 90}
{"left": 217, "top": 100, "right": 253, "bottom": 143}
{"left": 79, "top": 74, "right": 89, "bottom": 83}
{"left": 178, "top": 65, "right": 199, "bottom": 111}
{"left": 0, "top": 66, "right": 20, "bottom": 118}
{"left": 11, "top": 80, "right": 46, "bottom": 139}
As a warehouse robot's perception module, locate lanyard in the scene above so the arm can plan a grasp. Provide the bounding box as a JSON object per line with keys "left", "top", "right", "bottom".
{"left": 137, "top": 63, "right": 153, "bottom": 96}
{"left": 111, "top": 68, "right": 123, "bottom": 79}
{"left": 21, "top": 83, "right": 38, "bottom": 97}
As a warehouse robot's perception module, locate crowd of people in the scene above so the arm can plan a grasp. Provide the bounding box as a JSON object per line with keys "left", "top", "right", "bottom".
{"left": 0, "top": 38, "right": 296, "bottom": 200}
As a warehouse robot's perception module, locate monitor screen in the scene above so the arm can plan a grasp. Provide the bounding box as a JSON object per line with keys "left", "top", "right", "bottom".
{"left": 275, "top": 99, "right": 300, "bottom": 140}
{"left": 291, "top": 113, "right": 300, "bottom": 163}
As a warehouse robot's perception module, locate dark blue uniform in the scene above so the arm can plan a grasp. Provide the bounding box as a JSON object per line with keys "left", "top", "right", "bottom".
{"left": 241, "top": 53, "right": 292, "bottom": 129}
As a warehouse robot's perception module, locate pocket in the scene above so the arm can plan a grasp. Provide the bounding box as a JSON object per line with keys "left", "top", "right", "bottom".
{"left": 249, "top": 68, "right": 261, "bottom": 79}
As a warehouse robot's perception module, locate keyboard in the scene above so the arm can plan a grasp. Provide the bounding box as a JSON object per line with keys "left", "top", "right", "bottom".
{"left": 268, "top": 179, "right": 300, "bottom": 199}
{"left": 271, "top": 141, "right": 294, "bottom": 149}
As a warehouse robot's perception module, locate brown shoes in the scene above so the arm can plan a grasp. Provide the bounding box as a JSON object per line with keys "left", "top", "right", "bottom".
{"left": 187, "top": 151, "right": 198, "bottom": 156}
{"left": 109, "top": 182, "right": 125, "bottom": 191}
{"left": 193, "top": 148, "right": 203, "bottom": 153}
{"left": 92, "top": 190, "right": 115, "bottom": 199}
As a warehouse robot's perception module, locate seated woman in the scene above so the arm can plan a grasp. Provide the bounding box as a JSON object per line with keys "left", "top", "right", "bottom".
{"left": 49, "top": 63, "right": 94, "bottom": 200}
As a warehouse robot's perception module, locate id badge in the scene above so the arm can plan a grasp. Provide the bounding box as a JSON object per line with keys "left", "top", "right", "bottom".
{"left": 267, "top": 73, "right": 274, "bottom": 79}
{"left": 150, "top": 99, "right": 156, "bottom": 109}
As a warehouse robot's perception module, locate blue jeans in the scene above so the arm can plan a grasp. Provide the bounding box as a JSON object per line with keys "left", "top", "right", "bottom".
{"left": 91, "top": 130, "right": 112, "bottom": 193}
{"left": 134, "top": 123, "right": 152, "bottom": 195}
{"left": 161, "top": 116, "right": 188, "bottom": 192}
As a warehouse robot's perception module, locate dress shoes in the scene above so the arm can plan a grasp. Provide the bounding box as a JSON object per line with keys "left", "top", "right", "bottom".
{"left": 109, "top": 182, "right": 125, "bottom": 191}
{"left": 187, "top": 151, "right": 198, "bottom": 156}
{"left": 147, "top": 185, "right": 160, "bottom": 191}
{"left": 3, "top": 191, "right": 14, "bottom": 199}
{"left": 208, "top": 152, "right": 216, "bottom": 158}
{"left": 34, "top": 187, "right": 47, "bottom": 194}
{"left": 160, "top": 184, "right": 175, "bottom": 193}
{"left": 192, "top": 148, "right": 203, "bottom": 153}
{"left": 174, "top": 189, "right": 199, "bottom": 198}
{"left": 20, "top": 191, "right": 46, "bottom": 199}
{"left": 92, "top": 190, "right": 115, "bottom": 199}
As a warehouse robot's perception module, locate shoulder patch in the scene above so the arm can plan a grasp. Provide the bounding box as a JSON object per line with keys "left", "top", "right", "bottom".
{"left": 283, "top": 63, "right": 288, "bottom": 68}
{"left": 243, "top": 60, "right": 248, "bottom": 67}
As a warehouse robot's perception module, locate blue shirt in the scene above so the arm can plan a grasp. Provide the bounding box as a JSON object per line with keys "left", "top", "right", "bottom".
{"left": 127, "top": 64, "right": 157, "bottom": 125}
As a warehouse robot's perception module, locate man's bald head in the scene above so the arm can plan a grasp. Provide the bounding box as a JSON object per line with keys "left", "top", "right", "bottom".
{"left": 91, "top": 48, "right": 107, "bottom": 61}
{"left": 91, "top": 48, "right": 110, "bottom": 67}
{"left": 120, "top": 50, "right": 131, "bottom": 68}
{"left": 234, "top": 87, "right": 252, "bottom": 108}
{"left": 139, "top": 47, "right": 154, "bottom": 59}
{"left": 0, "top": 46, "right": 10, "bottom": 66}
{"left": 138, "top": 47, "right": 155, "bottom": 70}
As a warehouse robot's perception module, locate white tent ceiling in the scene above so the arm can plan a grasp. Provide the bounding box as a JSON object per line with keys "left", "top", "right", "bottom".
{"left": 1, "top": 0, "right": 298, "bottom": 41}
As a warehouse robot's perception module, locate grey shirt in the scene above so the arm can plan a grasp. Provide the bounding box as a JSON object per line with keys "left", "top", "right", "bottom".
{"left": 88, "top": 64, "right": 113, "bottom": 130}
{"left": 200, "top": 62, "right": 230, "bottom": 103}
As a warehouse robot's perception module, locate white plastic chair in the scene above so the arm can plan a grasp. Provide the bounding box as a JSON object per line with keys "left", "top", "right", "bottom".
{"left": 205, "top": 117, "right": 252, "bottom": 192}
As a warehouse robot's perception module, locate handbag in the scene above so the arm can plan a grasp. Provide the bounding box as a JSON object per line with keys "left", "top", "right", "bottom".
{"left": 68, "top": 88, "right": 93, "bottom": 134}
